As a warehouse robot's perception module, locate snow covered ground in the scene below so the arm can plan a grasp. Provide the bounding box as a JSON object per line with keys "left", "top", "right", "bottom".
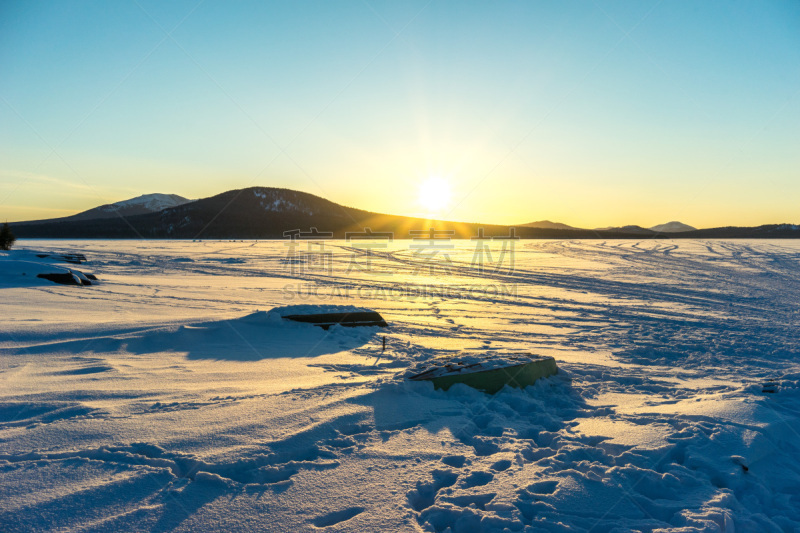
{"left": 2, "top": 239, "right": 800, "bottom": 532}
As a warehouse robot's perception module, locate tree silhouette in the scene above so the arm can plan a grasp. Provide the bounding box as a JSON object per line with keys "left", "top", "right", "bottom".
{"left": 0, "top": 222, "right": 16, "bottom": 250}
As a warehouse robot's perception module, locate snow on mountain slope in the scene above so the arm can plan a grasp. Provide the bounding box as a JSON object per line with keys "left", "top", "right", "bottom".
{"left": 58, "top": 193, "right": 192, "bottom": 222}
{"left": 252, "top": 188, "right": 315, "bottom": 215}
{"left": 108, "top": 193, "right": 190, "bottom": 212}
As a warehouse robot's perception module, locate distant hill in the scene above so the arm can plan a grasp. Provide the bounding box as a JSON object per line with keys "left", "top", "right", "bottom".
{"left": 23, "top": 193, "right": 191, "bottom": 224}
{"left": 650, "top": 221, "right": 696, "bottom": 233}
{"left": 68, "top": 193, "right": 191, "bottom": 221}
{"left": 521, "top": 220, "right": 578, "bottom": 230}
{"left": 681, "top": 224, "right": 800, "bottom": 239}
{"left": 594, "top": 225, "right": 655, "bottom": 235}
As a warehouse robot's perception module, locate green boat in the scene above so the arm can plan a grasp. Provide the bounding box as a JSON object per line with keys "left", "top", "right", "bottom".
{"left": 408, "top": 353, "right": 558, "bottom": 394}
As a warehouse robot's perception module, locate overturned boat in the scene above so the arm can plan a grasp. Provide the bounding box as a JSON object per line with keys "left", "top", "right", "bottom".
{"left": 275, "top": 304, "right": 388, "bottom": 330}
{"left": 407, "top": 352, "right": 557, "bottom": 394}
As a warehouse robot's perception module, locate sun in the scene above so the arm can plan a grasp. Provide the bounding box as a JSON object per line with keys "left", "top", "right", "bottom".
{"left": 418, "top": 176, "right": 452, "bottom": 214}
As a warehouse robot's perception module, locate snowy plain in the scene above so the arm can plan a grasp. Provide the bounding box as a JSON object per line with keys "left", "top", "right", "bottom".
{"left": 1, "top": 239, "right": 800, "bottom": 532}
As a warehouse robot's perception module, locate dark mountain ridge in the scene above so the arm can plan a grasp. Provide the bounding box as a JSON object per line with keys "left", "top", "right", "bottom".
{"left": 11, "top": 187, "right": 511, "bottom": 239}
{"left": 9, "top": 187, "right": 800, "bottom": 239}
{"left": 521, "top": 220, "right": 578, "bottom": 230}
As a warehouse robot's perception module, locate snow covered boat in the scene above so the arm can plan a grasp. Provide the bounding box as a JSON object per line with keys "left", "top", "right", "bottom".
{"left": 275, "top": 305, "right": 388, "bottom": 330}
{"left": 1, "top": 250, "right": 99, "bottom": 286}
{"left": 283, "top": 311, "right": 388, "bottom": 330}
{"left": 407, "top": 352, "right": 557, "bottom": 393}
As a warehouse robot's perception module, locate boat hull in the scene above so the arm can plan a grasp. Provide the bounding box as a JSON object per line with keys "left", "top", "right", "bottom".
{"left": 424, "top": 356, "right": 558, "bottom": 394}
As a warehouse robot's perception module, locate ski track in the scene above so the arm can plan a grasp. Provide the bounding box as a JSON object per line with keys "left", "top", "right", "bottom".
{"left": 2, "top": 239, "right": 800, "bottom": 532}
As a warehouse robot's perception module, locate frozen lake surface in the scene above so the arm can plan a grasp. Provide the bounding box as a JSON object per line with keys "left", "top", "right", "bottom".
{"left": 2, "top": 239, "right": 800, "bottom": 532}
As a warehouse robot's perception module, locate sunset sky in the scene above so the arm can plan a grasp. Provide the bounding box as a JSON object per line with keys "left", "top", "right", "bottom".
{"left": 1, "top": 1, "right": 798, "bottom": 228}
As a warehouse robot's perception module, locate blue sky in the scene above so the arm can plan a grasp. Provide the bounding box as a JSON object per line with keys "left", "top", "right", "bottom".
{"left": 1, "top": 0, "right": 798, "bottom": 227}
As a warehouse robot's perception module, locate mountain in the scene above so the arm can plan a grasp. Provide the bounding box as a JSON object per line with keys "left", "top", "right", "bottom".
{"left": 521, "top": 220, "right": 578, "bottom": 230}
{"left": 649, "top": 221, "right": 696, "bottom": 233}
{"left": 593, "top": 225, "right": 655, "bottom": 235}
{"left": 22, "top": 193, "right": 192, "bottom": 225}
{"left": 10, "top": 187, "right": 507, "bottom": 239}
{"left": 65, "top": 193, "right": 191, "bottom": 222}
{"left": 681, "top": 224, "right": 800, "bottom": 238}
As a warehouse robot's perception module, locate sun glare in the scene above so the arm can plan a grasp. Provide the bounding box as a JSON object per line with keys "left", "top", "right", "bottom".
{"left": 418, "top": 177, "right": 452, "bottom": 214}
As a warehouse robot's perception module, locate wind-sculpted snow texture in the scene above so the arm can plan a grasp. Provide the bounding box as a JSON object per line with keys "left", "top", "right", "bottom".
{"left": 2, "top": 239, "right": 799, "bottom": 532}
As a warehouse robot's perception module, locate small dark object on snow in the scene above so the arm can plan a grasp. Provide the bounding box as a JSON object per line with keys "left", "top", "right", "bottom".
{"left": 85, "top": 273, "right": 98, "bottom": 280}
{"left": 62, "top": 254, "right": 87, "bottom": 264}
{"left": 283, "top": 311, "right": 388, "bottom": 330}
{"left": 762, "top": 378, "right": 779, "bottom": 394}
{"left": 37, "top": 273, "right": 83, "bottom": 286}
